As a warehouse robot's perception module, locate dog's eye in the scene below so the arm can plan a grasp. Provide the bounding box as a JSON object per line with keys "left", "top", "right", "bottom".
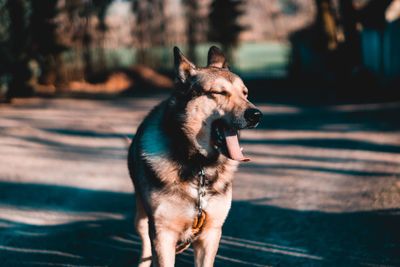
{"left": 210, "top": 91, "right": 229, "bottom": 96}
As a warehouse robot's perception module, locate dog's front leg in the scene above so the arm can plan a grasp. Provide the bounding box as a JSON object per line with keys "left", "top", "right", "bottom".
{"left": 150, "top": 224, "right": 178, "bottom": 267}
{"left": 135, "top": 196, "right": 152, "bottom": 267}
{"left": 193, "top": 227, "right": 222, "bottom": 267}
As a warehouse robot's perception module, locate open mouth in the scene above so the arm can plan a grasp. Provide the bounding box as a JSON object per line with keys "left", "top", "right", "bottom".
{"left": 211, "top": 120, "right": 250, "bottom": 162}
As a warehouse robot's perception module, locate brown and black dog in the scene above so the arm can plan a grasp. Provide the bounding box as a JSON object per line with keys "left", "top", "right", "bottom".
{"left": 128, "top": 46, "right": 262, "bottom": 267}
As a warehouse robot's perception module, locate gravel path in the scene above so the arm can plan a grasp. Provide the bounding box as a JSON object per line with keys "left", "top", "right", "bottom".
{"left": 0, "top": 96, "right": 399, "bottom": 266}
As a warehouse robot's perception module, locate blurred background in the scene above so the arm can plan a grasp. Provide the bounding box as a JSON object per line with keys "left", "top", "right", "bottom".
{"left": 1, "top": 1, "right": 400, "bottom": 266}
{"left": 0, "top": 0, "right": 399, "bottom": 100}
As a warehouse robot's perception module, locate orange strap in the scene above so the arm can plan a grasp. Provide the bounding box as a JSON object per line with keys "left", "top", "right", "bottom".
{"left": 175, "top": 210, "right": 207, "bottom": 254}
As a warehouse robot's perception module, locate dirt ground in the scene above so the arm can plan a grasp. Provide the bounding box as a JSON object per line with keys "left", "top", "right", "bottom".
{"left": 0, "top": 94, "right": 399, "bottom": 267}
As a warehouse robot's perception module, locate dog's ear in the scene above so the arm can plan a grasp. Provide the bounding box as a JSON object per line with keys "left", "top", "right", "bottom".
{"left": 207, "top": 46, "right": 228, "bottom": 68}
{"left": 174, "top": 47, "right": 196, "bottom": 83}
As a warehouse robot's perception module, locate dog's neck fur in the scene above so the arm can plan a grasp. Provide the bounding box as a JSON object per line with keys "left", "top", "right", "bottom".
{"left": 162, "top": 93, "right": 219, "bottom": 180}
{"left": 161, "top": 99, "right": 237, "bottom": 195}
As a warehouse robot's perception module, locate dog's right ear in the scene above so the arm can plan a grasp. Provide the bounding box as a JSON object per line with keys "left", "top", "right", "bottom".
{"left": 207, "top": 46, "right": 228, "bottom": 68}
{"left": 174, "top": 47, "right": 196, "bottom": 84}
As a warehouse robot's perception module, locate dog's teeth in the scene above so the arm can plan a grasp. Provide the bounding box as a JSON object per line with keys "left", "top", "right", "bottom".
{"left": 240, "top": 147, "right": 243, "bottom": 151}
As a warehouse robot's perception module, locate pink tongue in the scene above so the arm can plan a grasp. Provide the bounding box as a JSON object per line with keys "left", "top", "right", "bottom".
{"left": 224, "top": 128, "right": 250, "bottom": 162}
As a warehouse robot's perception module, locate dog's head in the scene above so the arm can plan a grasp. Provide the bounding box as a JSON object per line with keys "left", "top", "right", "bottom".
{"left": 173, "top": 46, "right": 262, "bottom": 162}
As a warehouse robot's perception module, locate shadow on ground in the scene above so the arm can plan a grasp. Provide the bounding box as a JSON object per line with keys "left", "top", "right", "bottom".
{"left": 1, "top": 95, "right": 400, "bottom": 266}
{"left": 0, "top": 181, "right": 399, "bottom": 267}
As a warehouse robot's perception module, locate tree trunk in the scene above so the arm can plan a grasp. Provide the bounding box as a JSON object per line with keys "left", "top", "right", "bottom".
{"left": 185, "top": 0, "right": 198, "bottom": 64}
{"left": 339, "top": 0, "right": 361, "bottom": 66}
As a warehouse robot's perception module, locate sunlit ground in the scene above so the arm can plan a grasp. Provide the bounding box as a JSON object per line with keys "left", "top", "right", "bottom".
{"left": 0, "top": 95, "right": 399, "bottom": 266}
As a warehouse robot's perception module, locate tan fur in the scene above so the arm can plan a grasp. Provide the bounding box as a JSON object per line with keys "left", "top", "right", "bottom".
{"left": 181, "top": 71, "right": 253, "bottom": 159}
{"left": 129, "top": 47, "right": 261, "bottom": 267}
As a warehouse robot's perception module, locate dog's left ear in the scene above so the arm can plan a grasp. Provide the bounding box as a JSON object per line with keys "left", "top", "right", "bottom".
{"left": 174, "top": 46, "right": 196, "bottom": 83}
{"left": 207, "top": 46, "right": 228, "bottom": 68}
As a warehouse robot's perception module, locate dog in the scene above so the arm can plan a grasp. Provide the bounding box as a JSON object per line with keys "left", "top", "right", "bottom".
{"left": 128, "top": 46, "right": 262, "bottom": 267}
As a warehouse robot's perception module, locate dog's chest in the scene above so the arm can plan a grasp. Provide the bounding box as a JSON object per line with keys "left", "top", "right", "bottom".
{"left": 177, "top": 182, "right": 230, "bottom": 240}
{"left": 151, "top": 171, "right": 233, "bottom": 242}
{"left": 185, "top": 168, "right": 230, "bottom": 204}
{"left": 186, "top": 181, "right": 209, "bottom": 209}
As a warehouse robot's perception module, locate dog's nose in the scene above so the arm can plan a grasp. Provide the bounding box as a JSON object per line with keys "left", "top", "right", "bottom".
{"left": 244, "top": 108, "right": 263, "bottom": 127}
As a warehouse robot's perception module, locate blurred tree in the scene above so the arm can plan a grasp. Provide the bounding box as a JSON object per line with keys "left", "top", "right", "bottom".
{"left": 182, "top": 0, "right": 209, "bottom": 65}
{"left": 93, "top": 0, "right": 110, "bottom": 32}
{"left": 80, "top": 0, "right": 112, "bottom": 79}
{"left": 132, "top": 0, "right": 150, "bottom": 64}
{"left": 2, "top": 0, "right": 67, "bottom": 98}
{"left": 316, "top": 0, "right": 338, "bottom": 51}
{"left": 58, "top": 0, "right": 112, "bottom": 81}
{"left": 0, "top": 0, "right": 11, "bottom": 84}
{"left": 209, "top": 0, "right": 246, "bottom": 63}
{"left": 82, "top": 4, "right": 93, "bottom": 80}
{"left": 357, "top": 0, "right": 393, "bottom": 29}
{"left": 1, "top": 0, "right": 116, "bottom": 100}
{"left": 93, "top": 0, "right": 111, "bottom": 76}
{"left": 183, "top": 0, "right": 201, "bottom": 64}
{"left": 7, "top": 0, "right": 29, "bottom": 58}
{"left": 30, "top": 0, "right": 67, "bottom": 88}
{"left": 288, "top": 0, "right": 339, "bottom": 79}
{"left": 0, "top": 0, "right": 10, "bottom": 42}
{"left": 4, "top": 0, "right": 33, "bottom": 99}
{"left": 337, "top": 0, "right": 361, "bottom": 70}
{"left": 132, "top": 0, "right": 166, "bottom": 66}
{"left": 183, "top": 0, "right": 199, "bottom": 64}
